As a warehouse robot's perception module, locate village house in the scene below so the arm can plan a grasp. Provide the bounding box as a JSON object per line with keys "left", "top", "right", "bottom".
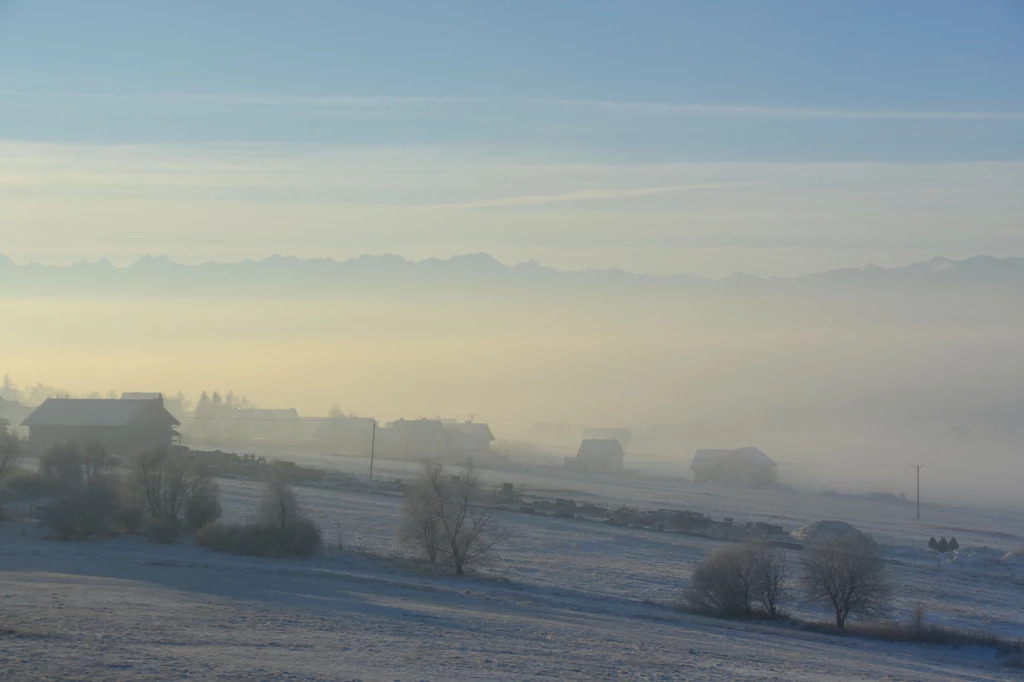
{"left": 565, "top": 438, "right": 625, "bottom": 474}
{"left": 690, "top": 447, "right": 777, "bottom": 485}
{"left": 388, "top": 418, "right": 450, "bottom": 460}
{"left": 22, "top": 396, "right": 180, "bottom": 455}
{"left": 442, "top": 421, "right": 495, "bottom": 457}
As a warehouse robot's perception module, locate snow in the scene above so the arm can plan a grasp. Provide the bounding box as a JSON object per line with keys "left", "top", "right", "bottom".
{"left": 2, "top": 458, "right": 1023, "bottom": 680}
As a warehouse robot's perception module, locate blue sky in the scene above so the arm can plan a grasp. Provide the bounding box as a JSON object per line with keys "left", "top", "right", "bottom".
{"left": 0, "top": 0, "right": 1022, "bottom": 274}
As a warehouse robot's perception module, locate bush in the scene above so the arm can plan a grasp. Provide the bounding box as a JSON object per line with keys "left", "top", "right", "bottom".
{"left": 196, "top": 517, "right": 321, "bottom": 558}
{"left": 686, "top": 544, "right": 757, "bottom": 616}
{"left": 143, "top": 517, "right": 180, "bottom": 544}
{"left": 196, "top": 471, "right": 321, "bottom": 558}
{"left": 39, "top": 443, "right": 118, "bottom": 540}
{"left": 128, "top": 448, "right": 220, "bottom": 538}
{"left": 184, "top": 480, "right": 222, "bottom": 532}
{"left": 685, "top": 541, "right": 787, "bottom": 618}
{"left": 113, "top": 504, "right": 146, "bottom": 534}
{"left": 2, "top": 470, "right": 58, "bottom": 500}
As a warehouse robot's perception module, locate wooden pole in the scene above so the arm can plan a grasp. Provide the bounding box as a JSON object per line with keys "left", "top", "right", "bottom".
{"left": 911, "top": 464, "right": 924, "bottom": 520}
{"left": 369, "top": 419, "right": 377, "bottom": 481}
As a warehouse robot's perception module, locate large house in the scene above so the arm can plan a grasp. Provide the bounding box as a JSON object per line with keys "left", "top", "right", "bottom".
{"left": 443, "top": 421, "right": 495, "bottom": 457}
{"left": 22, "top": 396, "right": 180, "bottom": 454}
{"left": 388, "top": 418, "right": 450, "bottom": 460}
{"left": 565, "top": 438, "right": 625, "bottom": 474}
{"left": 690, "top": 447, "right": 777, "bottom": 485}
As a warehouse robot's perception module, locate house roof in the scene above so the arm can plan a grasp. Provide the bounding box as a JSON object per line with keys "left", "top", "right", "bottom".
{"left": 23, "top": 398, "right": 180, "bottom": 428}
{"left": 443, "top": 422, "right": 495, "bottom": 441}
{"left": 577, "top": 438, "right": 624, "bottom": 459}
{"left": 391, "top": 418, "right": 447, "bottom": 437}
{"left": 691, "top": 447, "right": 775, "bottom": 470}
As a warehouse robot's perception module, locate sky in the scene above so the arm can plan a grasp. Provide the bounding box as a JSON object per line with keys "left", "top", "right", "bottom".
{"left": 1, "top": 0, "right": 1023, "bottom": 276}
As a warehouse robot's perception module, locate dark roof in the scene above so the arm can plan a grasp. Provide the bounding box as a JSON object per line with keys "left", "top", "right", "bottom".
{"left": 577, "top": 439, "right": 624, "bottom": 459}
{"left": 23, "top": 398, "right": 180, "bottom": 428}
{"left": 443, "top": 422, "right": 495, "bottom": 441}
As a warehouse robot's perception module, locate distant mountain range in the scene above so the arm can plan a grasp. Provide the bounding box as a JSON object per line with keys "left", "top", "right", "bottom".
{"left": 1, "top": 253, "right": 1022, "bottom": 298}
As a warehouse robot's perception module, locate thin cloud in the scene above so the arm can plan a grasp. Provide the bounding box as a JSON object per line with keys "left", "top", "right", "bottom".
{"left": 3, "top": 88, "right": 1021, "bottom": 121}
{"left": 528, "top": 99, "right": 1024, "bottom": 121}
{"left": 421, "top": 182, "right": 768, "bottom": 210}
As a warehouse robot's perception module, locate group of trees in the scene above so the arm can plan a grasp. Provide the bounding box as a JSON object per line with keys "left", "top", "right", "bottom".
{"left": 928, "top": 536, "right": 959, "bottom": 553}
{"left": 31, "top": 443, "right": 222, "bottom": 541}
{"left": 687, "top": 533, "right": 889, "bottom": 628}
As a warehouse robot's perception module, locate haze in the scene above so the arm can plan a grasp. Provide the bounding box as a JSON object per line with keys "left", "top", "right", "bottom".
{"left": 2, "top": 0, "right": 1023, "bottom": 505}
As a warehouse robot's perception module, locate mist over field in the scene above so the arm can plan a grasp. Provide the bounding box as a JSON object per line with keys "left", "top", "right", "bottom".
{"left": 4, "top": 253, "right": 1022, "bottom": 504}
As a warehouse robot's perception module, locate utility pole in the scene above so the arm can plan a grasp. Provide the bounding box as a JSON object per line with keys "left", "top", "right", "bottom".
{"left": 369, "top": 419, "right": 377, "bottom": 481}
{"left": 911, "top": 464, "right": 924, "bottom": 520}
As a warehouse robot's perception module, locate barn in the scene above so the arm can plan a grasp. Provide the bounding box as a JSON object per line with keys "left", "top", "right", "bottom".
{"left": 22, "top": 397, "right": 180, "bottom": 455}
{"left": 565, "top": 438, "right": 625, "bottom": 474}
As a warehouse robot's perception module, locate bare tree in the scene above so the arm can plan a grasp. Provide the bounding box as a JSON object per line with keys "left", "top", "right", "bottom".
{"left": 801, "top": 533, "right": 890, "bottom": 628}
{"left": 259, "top": 468, "right": 300, "bottom": 531}
{"left": 130, "top": 448, "right": 219, "bottom": 527}
{"left": 0, "top": 424, "right": 21, "bottom": 489}
{"left": 750, "top": 541, "right": 787, "bottom": 618}
{"left": 399, "top": 463, "right": 444, "bottom": 563}
{"left": 404, "top": 462, "right": 510, "bottom": 575}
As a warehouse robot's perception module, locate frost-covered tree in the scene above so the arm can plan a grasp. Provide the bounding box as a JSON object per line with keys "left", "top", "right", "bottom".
{"left": 801, "top": 534, "right": 890, "bottom": 628}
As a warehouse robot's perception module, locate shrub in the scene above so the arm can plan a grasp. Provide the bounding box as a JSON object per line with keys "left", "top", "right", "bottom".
{"left": 196, "top": 517, "right": 321, "bottom": 558}
{"left": 686, "top": 543, "right": 759, "bottom": 616}
{"left": 184, "top": 480, "right": 222, "bottom": 532}
{"left": 113, "top": 503, "right": 146, "bottom": 534}
{"left": 2, "top": 470, "right": 58, "bottom": 500}
{"left": 143, "top": 517, "right": 180, "bottom": 544}
{"left": 128, "top": 448, "right": 220, "bottom": 537}
{"left": 39, "top": 443, "right": 118, "bottom": 540}
{"left": 196, "top": 471, "right": 321, "bottom": 558}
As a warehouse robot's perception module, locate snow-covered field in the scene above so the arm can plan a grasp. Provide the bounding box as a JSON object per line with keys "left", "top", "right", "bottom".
{"left": 2, "top": 458, "right": 1023, "bottom": 680}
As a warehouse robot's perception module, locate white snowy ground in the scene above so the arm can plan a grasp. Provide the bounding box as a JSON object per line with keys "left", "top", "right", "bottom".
{"left": 2, "top": 468, "right": 1023, "bottom": 681}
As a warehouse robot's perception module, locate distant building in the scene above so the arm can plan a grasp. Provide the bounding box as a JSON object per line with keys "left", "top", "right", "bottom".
{"left": 691, "top": 447, "right": 777, "bottom": 485}
{"left": 0, "top": 397, "right": 32, "bottom": 436}
{"left": 443, "top": 421, "right": 495, "bottom": 457}
{"left": 122, "top": 391, "right": 185, "bottom": 420}
{"left": 565, "top": 438, "right": 624, "bottom": 474}
{"left": 192, "top": 401, "right": 301, "bottom": 443}
{"left": 22, "top": 397, "right": 180, "bottom": 454}
{"left": 310, "top": 416, "right": 376, "bottom": 455}
{"left": 389, "top": 418, "right": 450, "bottom": 459}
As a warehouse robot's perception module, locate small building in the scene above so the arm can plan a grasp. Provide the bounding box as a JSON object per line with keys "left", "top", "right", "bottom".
{"left": 389, "top": 418, "right": 450, "bottom": 459}
{"left": 691, "top": 447, "right": 777, "bottom": 485}
{"left": 443, "top": 421, "right": 495, "bottom": 457}
{"left": 22, "top": 397, "right": 180, "bottom": 455}
{"left": 565, "top": 438, "right": 624, "bottom": 474}
{"left": 310, "top": 416, "right": 376, "bottom": 455}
